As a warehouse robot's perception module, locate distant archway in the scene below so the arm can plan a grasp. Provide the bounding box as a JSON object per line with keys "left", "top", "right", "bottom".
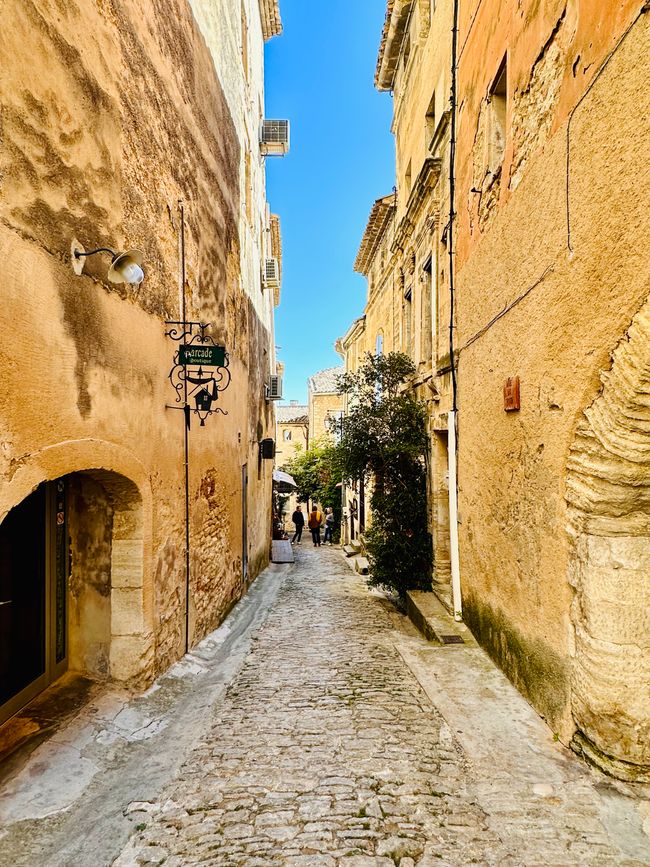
{"left": 566, "top": 303, "right": 650, "bottom": 781}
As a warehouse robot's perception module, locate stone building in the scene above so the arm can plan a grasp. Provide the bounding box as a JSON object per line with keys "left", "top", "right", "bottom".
{"left": 274, "top": 402, "right": 308, "bottom": 530}
{"left": 347, "top": 0, "right": 650, "bottom": 780}
{"left": 275, "top": 403, "right": 309, "bottom": 467}
{"left": 0, "top": 0, "right": 285, "bottom": 725}
{"left": 307, "top": 367, "right": 345, "bottom": 443}
{"left": 338, "top": 0, "right": 454, "bottom": 597}
{"left": 453, "top": 0, "right": 650, "bottom": 780}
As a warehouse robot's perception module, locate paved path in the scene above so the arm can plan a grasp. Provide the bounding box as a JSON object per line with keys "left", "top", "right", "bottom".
{"left": 111, "top": 546, "right": 649, "bottom": 867}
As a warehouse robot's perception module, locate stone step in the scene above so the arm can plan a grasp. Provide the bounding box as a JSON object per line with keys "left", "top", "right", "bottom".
{"left": 406, "top": 591, "right": 477, "bottom": 647}
{"left": 354, "top": 557, "right": 369, "bottom": 575}
{"left": 349, "top": 539, "right": 363, "bottom": 553}
{"left": 342, "top": 545, "right": 356, "bottom": 557}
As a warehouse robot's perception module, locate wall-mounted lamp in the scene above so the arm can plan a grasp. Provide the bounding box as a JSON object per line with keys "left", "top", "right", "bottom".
{"left": 71, "top": 239, "right": 145, "bottom": 285}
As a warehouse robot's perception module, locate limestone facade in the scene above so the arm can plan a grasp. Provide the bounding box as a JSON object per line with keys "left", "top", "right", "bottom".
{"left": 274, "top": 403, "right": 308, "bottom": 530}
{"left": 308, "top": 368, "right": 346, "bottom": 444}
{"left": 453, "top": 0, "right": 650, "bottom": 780}
{"left": 346, "top": 0, "right": 650, "bottom": 779}
{"left": 339, "top": 0, "right": 454, "bottom": 594}
{"left": 0, "top": 0, "right": 283, "bottom": 723}
{"left": 275, "top": 403, "right": 309, "bottom": 469}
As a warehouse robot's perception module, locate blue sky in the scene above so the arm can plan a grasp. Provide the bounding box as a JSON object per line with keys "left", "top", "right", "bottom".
{"left": 265, "top": 0, "right": 395, "bottom": 404}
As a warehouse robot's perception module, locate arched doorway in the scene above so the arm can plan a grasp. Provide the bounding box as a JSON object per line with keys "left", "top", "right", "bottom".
{"left": 566, "top": 305, "right": 650, "bottom": 782}
{"left": 0, "top": 469, "right": 149, "bottom": 725}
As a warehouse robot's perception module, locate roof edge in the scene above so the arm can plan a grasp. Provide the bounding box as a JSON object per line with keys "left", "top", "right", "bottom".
{"left": 259, "top": 0, "right": 282, "bottom": 41}
{"left": 354, "top": 194, "right": 396, "bottom": 275}
{"left": 375, "top": 0, "right": 412, "bottom": 90}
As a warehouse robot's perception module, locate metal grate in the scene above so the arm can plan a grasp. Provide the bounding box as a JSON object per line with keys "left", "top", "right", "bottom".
{"left": 261, "top": 120, "right": 289, "bottom": 144}
{"left": 440, "top": 634, "right": 464, "bottom": 645}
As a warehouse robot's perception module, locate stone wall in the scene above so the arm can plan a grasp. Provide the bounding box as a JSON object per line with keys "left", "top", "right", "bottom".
{"left": 0, "top": 0, "right": 277, "bottom": 695}
{"left": 309, "top": 393, "right": 345, "bottom": 444}
{"left": 454, "top": 0, "right": 650, "bottom": 770}
{"left": 566, "top": 303, "right": 650, "bottom": 780}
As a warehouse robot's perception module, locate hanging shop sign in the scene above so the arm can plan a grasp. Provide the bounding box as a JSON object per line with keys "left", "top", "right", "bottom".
{"left": 165, "top": 320, "right": 231, "bottom": 427}
{"left": 179, "top": 344, "right": 226, "bottom": 368}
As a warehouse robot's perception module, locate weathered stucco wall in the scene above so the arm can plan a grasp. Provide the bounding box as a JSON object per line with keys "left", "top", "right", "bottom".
{"left": 455, "top": 0, "right": 650, "bottom": 774}
{"left": 0, "top": 0, "right": 276, "bottom": 692}
{"left": 309, "top": 393, "right": 345, "bottom": 444}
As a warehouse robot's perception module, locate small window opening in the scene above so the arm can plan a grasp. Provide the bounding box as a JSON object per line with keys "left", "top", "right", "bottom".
{"left": 487, "top": 55, "right": 507, "bottom": 174}
{"left": 426, "top": 92, "right": 436, "bottom": 148}
{"left": 403, "top": 30, "right": 411, "bottom": 68}
{"left": 404, "top": 286, "right": 413, "bottom": 355}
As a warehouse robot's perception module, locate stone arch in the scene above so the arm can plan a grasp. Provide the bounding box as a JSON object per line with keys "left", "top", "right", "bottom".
{"left": 0, "top": 439, "right": 154, "bottom": 687}
{"left": 566, "top": 304, "right": 650, "bottom": 782}
{"left": 68, "top": 469, "right": 152, "bottom": 683}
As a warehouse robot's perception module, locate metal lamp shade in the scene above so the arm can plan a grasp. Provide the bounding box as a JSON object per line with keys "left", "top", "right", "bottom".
{"left": 107, "top": 249, "right": 144, "bottom": 284}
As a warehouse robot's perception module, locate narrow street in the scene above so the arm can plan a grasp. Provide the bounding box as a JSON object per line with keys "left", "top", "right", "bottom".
{"left": 1, "top": 548, "right": 648, "bottom": 867}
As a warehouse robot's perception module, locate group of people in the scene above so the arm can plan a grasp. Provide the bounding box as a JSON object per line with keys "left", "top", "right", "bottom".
{"left": 291, "top": 504, "right": 335, "bottom": 547}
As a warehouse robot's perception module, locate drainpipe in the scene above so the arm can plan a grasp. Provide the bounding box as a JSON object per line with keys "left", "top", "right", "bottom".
{"left": 448, "top": 411, "right": 462, "bottom": 620}
{"left": 447, "top": 0, "right": 462, "bottom": 621}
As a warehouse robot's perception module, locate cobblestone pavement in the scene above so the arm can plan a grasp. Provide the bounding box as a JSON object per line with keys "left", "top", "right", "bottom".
{"left": 113, "top": 546, "right": 649, "bottom": 867}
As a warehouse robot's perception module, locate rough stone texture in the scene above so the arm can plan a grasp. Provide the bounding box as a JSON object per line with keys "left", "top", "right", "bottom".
{"left": 0, "top": 0, "right": 276, "bottom": 712}
{"left": 566, "top": 306, "right": 650, "bottom": 775}
{"left": 509, "top": 6, "right": 576, "bottom": 191}
{"left": 107, "top": 547, "right": 649, "bottom": 867}
{"left": 68, "top": 475, "right": 114, "bottom": 679}
{"left": 454, "top": 1, "right": 650, "bottom": 768}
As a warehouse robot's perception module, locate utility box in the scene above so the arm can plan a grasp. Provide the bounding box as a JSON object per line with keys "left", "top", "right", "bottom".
{"left": 260, "top": 438, "right": 275, "bottom": 459}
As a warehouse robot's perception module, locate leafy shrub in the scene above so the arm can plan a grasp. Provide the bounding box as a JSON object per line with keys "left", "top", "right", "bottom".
{"left": 337, "top": 352, "right": 432, "bottom": 595}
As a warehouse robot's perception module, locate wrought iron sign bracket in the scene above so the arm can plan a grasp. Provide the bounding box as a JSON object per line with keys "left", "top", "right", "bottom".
{"left": 165, "top": 320, "right": 231, "bottom": 427}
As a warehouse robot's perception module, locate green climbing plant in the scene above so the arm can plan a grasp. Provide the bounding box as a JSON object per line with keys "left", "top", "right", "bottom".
{"left": 336, "top": 352, "right": 432, "bottom": 596}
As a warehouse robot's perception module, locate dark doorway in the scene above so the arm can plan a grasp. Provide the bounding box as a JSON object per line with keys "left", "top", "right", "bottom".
{"left": 0, "top": 481, "right": 68, "bottom": 724}
{"left": 0, "top": 486, "right": 47, "bottom": 707}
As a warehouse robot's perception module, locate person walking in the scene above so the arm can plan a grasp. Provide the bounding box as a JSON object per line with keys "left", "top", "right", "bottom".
{"left": 308, "top": 505, "right": 323, "bottom": 547}
{"left": 291, "top": 504, "right": 305, "bottom": 544}
{"left": 323, "top": 507, "right": 335, "bottom": 544}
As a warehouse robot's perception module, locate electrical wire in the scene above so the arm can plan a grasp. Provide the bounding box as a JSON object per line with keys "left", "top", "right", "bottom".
{"left": 457, "top": 265, "right": 554, "bottom": 354}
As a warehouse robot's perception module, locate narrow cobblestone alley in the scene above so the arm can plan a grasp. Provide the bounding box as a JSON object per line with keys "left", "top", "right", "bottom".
{"left": 1, "top": 548, "right": 649, "bottom": 867}
{"left": 111, "top": 548, "right": 648, "bottom": 867}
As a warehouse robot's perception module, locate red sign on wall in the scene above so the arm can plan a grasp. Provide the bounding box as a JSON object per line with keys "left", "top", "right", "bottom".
{"left": 504, "top": 376, "right": 521, "bottom": 412}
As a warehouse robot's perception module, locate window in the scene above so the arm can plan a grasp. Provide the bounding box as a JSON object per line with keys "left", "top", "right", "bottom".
{"left": 283, "top": 429, "right": 292, "bottom": 442}
{"left": 421, "top": 256, "right": 433, "bottom": 364}
{"left": 487, "top": 55, "right": 507, "bottom": 174}
{"left": 403, "top": 30, "right": 411, "bottom": 69}
{"left": 375, "top": 332, "right": 384, "bottom": 356}
{"left": 405, "top": 160, "right": 412, "bottom": 194}
{"left": 426, "top": 92, "right": 436, "bottom": 149}
{"left": 404, "top": 286, "right": 413, "bottom": 356}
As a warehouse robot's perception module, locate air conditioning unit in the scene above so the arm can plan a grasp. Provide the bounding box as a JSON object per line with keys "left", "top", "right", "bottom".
{"left": 263, "top": 257, "right": 280, "bottom": 289}
{"left": 266, "top": 374, "right": 283, "bottom": 401}
{"left": 261, "top": 119, "right": 290, "bottom": 156}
